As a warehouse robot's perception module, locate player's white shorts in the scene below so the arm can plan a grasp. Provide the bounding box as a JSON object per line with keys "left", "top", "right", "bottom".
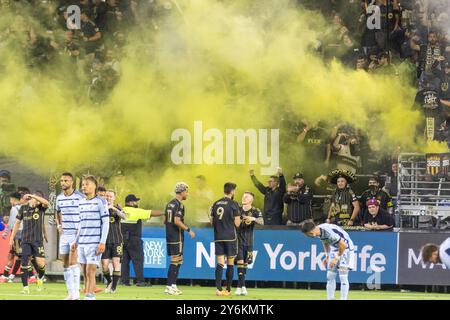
{"left": 328, "top": 249, "right": 356, "bottom": 271}
{"left": 59, "top": 233, "right": 77, "bottom": 255}
{"left": 77, "top": 245, "right": 102, "bottom": 265}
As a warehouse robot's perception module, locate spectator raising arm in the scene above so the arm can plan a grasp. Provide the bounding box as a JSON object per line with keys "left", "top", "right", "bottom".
{"left": 278, "top": 167, "right": 286, "bottom": 194}
{"left": 249, "top": 169, "right": 267, "bottom": 195}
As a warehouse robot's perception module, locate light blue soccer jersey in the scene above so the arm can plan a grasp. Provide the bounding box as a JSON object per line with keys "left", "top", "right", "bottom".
{"left": 439, "top": 238, "right": 450, "bottom": 269}
{"left": 56, "top": 190, "right": 84, "bottom": 235}
{"left": 77, "top": 196, "right": 109, "bottom": 245}
{"left": 318, "top": 223, "right": 355, "bottom": 251}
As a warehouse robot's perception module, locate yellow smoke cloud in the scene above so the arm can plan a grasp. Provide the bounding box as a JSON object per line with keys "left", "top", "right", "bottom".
{"left": 0, "top": 0, "right": 434, "bottom": 219}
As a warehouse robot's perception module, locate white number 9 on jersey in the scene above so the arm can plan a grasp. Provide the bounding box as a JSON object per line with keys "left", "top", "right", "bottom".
{"left": 216, "top": 207, "right": 224, "bottom": 220}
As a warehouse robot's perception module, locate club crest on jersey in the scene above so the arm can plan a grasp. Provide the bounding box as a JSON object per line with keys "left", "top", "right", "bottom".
{"left": 33, "top": 213, "right": 39, "bottom": 220}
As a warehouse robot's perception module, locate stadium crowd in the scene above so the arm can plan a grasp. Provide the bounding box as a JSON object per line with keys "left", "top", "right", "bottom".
{"left": 0, "top": 1, "right": 449, "bottom": 227}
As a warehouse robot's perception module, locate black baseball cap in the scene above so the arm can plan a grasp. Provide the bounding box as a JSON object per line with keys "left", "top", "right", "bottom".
{"left": 125, "top": 194, "right": 140, "bottom": 203}
{"left": 0, "top": 170, "right": 11, "bottom": 178}
{"left": 9, "top": 192, "right": 22, "bottom": 200}
{"left": 293, "top": 172, "right": 304, "bottom": 179}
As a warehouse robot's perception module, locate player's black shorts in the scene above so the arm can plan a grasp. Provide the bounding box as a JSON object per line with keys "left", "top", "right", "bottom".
{"left": 21, "top": 241, "right": 45, "bottom": 259}
{"left": 9, "top": 238, "right": 22, "bottom": 257}
{"left": 237, "top": 244, "right": 249, "bottom": 262}
{"left": 102, "top": 243, "right": 123, "bottom": 259}
{"left": 167, "top": 240, "right": 184, "bottom": 256}
{"left": 215, "top": 240, "right": 237, "bottom": 257}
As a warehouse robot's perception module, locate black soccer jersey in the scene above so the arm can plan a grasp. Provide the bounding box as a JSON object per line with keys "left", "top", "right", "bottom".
{"left": 17, "top": 204, "right": 46, "bottom": 243}
{"left": 106, "top": 205, "right": 123, "bottom": 244}
{"left": 211, "top": 197, "right": 240, "bottom": 242}
{"left": 165, "top": 198, "right": 185, "bottom": 243}
{"left": 237, "top": 206, "right": 262, "bottom": 248}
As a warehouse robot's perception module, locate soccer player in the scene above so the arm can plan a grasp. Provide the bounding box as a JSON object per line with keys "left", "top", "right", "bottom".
{"left": 164, "top": 182, "right": 196, "bottom": 295}
{"left": 1, "top": 192, "right": 25, "bottom": 283}
{"left": 235, "top": 191, "right": 263, "bottom": 296}
{"left": 55, "top": 172, "right": 84, "bottom": 300}
{"left": 421, "top": 238, "right": 450, "bottom": 268}
{"left": 300, "top": 220, "right": 355, "bottom": 300}
{"left": 210, "top": 182, "right": 241, "bottom": 296}
{"left": 71, "top": 175, "right": 109, "bottom": 300}
{"left": 101, "top": 189, "right": 126, "bottom": 294}
{"left": 10, "top": 193, "right": 49, "bottom": 294}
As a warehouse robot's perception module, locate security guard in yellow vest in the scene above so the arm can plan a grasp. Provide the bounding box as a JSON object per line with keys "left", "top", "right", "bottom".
{"left": 121, "top": 194, "right": 163, "bottom": 286}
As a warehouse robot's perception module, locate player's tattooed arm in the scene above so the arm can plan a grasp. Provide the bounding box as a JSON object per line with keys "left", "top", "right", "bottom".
{"left": 110, "top": 206, "right": 126, "bottom": 220}
{"left": 254, "top": 216, "right": 264, "bottom": 225}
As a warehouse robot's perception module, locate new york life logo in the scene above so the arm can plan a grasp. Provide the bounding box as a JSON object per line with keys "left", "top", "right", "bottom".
{"left": 143, "top": 238, "right": 167, "bottom": 268}
{"left": 196, "top": 242, "right": 384, "bottom": 288}
{"left": 66, "top": 5, "right": 81, "bottom": 30}
{"left": 171, "top": 121, "right": 279, "bottom": 175}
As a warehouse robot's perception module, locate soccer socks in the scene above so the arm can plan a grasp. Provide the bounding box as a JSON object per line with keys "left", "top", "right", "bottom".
{"left": 167, "top": 263, "right": 177, "bottom": 287}
{"left": 237, "top": 263, "right": 245, "bottom": 288}
{"left": 326, "top": 271, "right": 337, "bottom": 300}
{"left": 31, "top": 258, "right": 39, "bottom": 275}
{"left": 112, "top": 271, "right": 121, "bottom": 291}
{"left": 339, "top": 270, "right": 349, "bottom": 300}
{"left": 175, "top": 263, "right": 182, "bottom": 281}
{"left": 225, "top": 264, "right": 234, "bottom": 292}
{"left": 21, "top": 265, "right": 31, "bottom": 287}
{"left": 12, "top": 260, "right": 21, "bottom": 275}
{"left": 103, "top": 270, "right": 112, "bottom": 285}
{"left": 64, "top": 268, "right": 74, "bottom": 296}
{"left": 70, "top": 265, "right": 81, "bottom": 293}
{"left": 37, "top": 265, "right": 45, "bottom": 279}
{"left": 3, "top": 265, "right": 11, "bottom": 277}
{"left": 215, "top": 264, "right": 224, "bottom": 291}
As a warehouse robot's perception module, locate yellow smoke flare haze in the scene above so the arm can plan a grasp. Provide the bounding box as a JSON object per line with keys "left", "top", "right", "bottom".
{"left": 0, "top": 0, "right": 436, "bottom": 214}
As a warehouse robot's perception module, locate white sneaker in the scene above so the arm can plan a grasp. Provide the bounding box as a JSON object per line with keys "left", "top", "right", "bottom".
{"left": 64, "top": 294, "right": 73, "bottom": 300}
{"left": 105, "top": 282, "right": 112, "bottom": 293}
{"left": 8, "top": 274, "right": 15, "bottom": 283}
{"left": 241, "top": 287, "right": 248, "bottom": 296}
{"left": 165, "top": 286, "right": 180, "bottom": 295}
{"left": 172, "top": 285, "right": 183, "bottom": 295}
{"left": 72, "top": 292, "right": 80, "bottom": 300}
{"left": 235, "top": 287, "right": 242, "bottom": 296}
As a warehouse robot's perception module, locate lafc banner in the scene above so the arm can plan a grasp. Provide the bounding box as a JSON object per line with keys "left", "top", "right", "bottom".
{"left": 426, "top": 153, "right": 450, "bottom": 176}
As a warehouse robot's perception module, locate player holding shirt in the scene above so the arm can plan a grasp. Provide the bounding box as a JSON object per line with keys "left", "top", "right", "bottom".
{"left": 300, "top": 220, "right": 355, "bottom": 300}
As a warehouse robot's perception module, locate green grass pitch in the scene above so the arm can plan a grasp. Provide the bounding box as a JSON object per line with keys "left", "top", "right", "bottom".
{"left": 0, "top": 282, "right": 449, "bottom": 300}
